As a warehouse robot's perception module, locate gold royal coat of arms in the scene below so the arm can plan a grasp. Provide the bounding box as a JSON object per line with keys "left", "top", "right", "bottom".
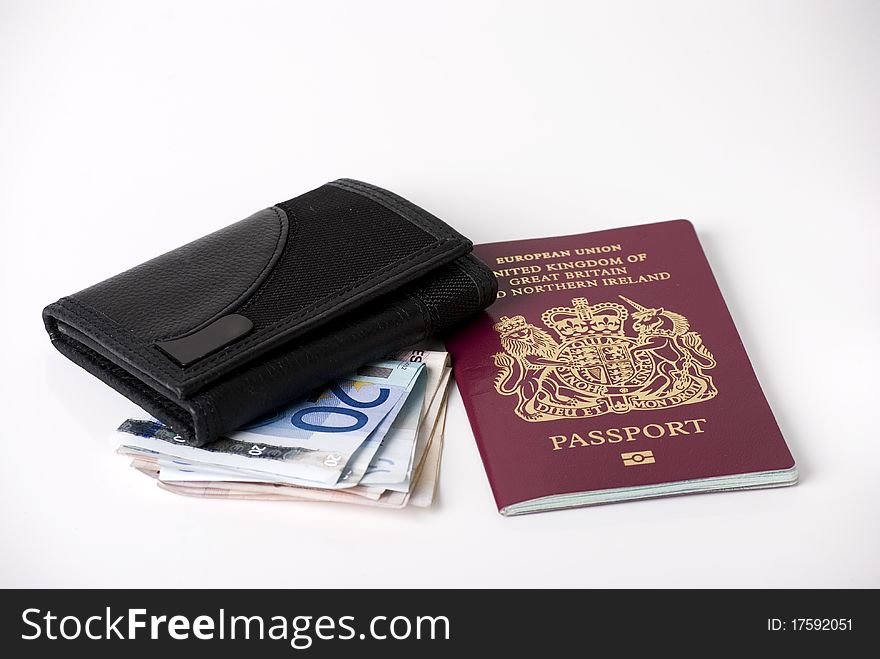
{"left": 492, "top": 297, "right": 718, "bottom": 422}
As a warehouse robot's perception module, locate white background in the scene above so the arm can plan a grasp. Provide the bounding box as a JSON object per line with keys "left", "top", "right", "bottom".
{"left": 1, "top": 0, "right": 877, "bottom": 588}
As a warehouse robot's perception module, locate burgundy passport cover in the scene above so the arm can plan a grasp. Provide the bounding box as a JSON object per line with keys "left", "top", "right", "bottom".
{"left": 446, "top": 220, "right": 796, "bottom": 514}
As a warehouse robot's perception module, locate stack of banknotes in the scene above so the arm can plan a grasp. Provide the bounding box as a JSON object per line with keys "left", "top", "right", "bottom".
{"left": 114, "top": 349, "right": 452, "bottom": 509}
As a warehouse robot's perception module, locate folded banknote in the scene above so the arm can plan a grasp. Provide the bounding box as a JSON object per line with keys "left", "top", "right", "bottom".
{"left": 115, "top": 349, "right": 452, "bottom": 509}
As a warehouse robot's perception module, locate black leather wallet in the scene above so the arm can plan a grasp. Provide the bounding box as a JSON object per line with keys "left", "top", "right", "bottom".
{"left": 43, "top": 179, "right": 497, "bottom": 446}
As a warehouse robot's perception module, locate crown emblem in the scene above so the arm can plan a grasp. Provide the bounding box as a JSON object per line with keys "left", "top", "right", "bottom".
{"left": 541, "top": 297, "right": 628, "bottom": 340}
{"left": 493, "top": 315, "right": 529, "bottom": 336}
{"left": 492, "top": 295, "right": 718, "bottom": 424}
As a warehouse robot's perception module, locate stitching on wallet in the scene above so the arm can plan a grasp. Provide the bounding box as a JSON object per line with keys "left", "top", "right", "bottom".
{"left": 187, "top": 239, "right": 459, "bottom": 372}
{"left": 57, "top": 335, "right": 196, "bottom": 437}
{"left": 57, "top": 298, "right": 181, "bottom": 379}
{"left": 405, "top": 291, "right": 435, "bottom": 342}
{"left": 328, "top": 179, "right": 460, "bottom": 241}
{"left": 190, "top": 391, "right": 214, "bottom": 441}
{"left": 342, "top": 180, "right": 456, "bottom": 239}
{"left": 56, "top": 237, "right": 462, "bottom": 385}
{"left": 237, "top": 205, "right": 300, "bottom": 313}
{"left": 72, "top": 301, "right": 220, "bottom": 442}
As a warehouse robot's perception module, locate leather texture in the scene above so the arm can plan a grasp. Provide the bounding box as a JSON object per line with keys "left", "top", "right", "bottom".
{"left": 43, "top": 180, "right": 497, "bottom": 446}
{"left": 77, "top": 206, "right": 288, "bottom": 340}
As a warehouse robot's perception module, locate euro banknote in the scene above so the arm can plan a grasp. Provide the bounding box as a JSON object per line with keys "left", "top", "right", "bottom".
{"left": 117, "top": 359, "right": 424, "bottom": 486}
{"left": 117, "top": 350, "right": 452, "bottom": 509}
{"left": 147, "top": 353, "right": 449, "bottom": 492}
{"left": 130, "top": 395, "right": 449, "bottom": 509}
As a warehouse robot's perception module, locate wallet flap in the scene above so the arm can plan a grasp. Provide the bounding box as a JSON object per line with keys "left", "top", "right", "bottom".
{"left": 44, "top": 179, "right": 472, "bottom": 399}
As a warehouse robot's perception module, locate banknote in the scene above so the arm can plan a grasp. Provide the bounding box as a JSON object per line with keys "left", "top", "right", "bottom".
{"left": 375, "top": 381, "right": 450, "bottom": 507}
{"left": 147, "top": 366, "right": 452, "bottom": 500}
{"left": 125, "top": 374, "right": 452, "bottom": 508}
{"left": 387, "top": 349, "right": 450, "bottom": 421}
{"left": 358, "top": 351, "right": 450, "bottom": 488}
{"left": 126, "top": 452, "right": 386, "bottom": 501}
{"left": 137, "top": 397, "right": 450, "bottom": 509}
{"left": 117, "top": 360, "right": 424, "bottom": 486}
{"left": 156, "top": 480, "right": 403, "bottom": 507}
{"left": 132, "top": 452, "right": 404, "bottom": 506}
{"left": 148, "top": 357, "right": 434, "bottom": 489}
{"left": 117, "top": 350, "right": 453, "bottom": 509}
{"left": 361, "top": 366, "right": 451, "bottom": 491}
{"left": 147, "top": 352, "right": 449, "bottom": 490}
{"left": 158, "top": 457, "right": 288, "bottom": 484}
{"left": 326, "top": 358, "right": 426, "bottom": 488}
{"left": 407, "top": 393, "right": 448, "bottom": 507}
{"left": 356, "top": 371, "right": 425, "bottom": 488}
{"left": 121, "top": 447, "right": 294, "bottom": 484}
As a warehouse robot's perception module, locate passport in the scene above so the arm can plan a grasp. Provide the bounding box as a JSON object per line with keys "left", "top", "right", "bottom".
{"left": 446, "top": 220, "right": 797, "bottom": 515}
